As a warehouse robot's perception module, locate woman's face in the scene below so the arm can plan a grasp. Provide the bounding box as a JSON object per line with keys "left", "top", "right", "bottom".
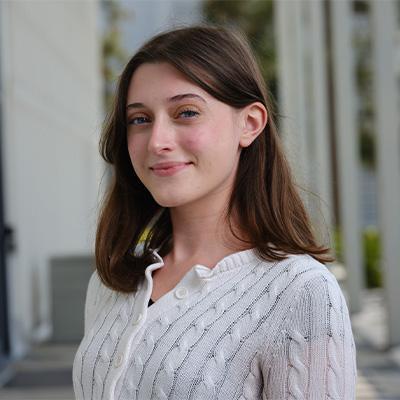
{"left": 126, "top": 62, "right": 245, "bottom": 209}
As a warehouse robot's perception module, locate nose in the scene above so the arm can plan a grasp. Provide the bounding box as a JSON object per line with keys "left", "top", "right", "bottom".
{"left": 147, "top": 116, "right": 176, "bottom": 154}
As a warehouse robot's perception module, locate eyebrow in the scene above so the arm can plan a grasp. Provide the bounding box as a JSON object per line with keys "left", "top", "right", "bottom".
{"left": 126, "top": 93, "right": 206, "bottom": 109}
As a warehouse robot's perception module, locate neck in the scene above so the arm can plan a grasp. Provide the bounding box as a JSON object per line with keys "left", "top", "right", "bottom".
{"left": 164, "top": 204, "right": 250, "bottom": 269}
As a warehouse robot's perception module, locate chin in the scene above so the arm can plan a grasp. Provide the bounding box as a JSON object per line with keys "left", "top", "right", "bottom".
{"left": 151, "top": 194, "right": 188, "bottom": 208}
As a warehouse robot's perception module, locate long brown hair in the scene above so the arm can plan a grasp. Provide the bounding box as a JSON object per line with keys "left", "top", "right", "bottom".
{"left": 96, "top": 24, "right": 334, "bottom": 293}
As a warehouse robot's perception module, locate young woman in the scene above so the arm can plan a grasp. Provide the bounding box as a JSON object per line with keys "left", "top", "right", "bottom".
{"left": 73, "top": 25, "right": 357, "bottom": 399}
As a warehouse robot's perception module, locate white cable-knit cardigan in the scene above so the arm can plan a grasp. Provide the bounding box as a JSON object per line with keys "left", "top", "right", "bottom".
{"left": 73, "top": 248, "right": 357, "bottom": 399}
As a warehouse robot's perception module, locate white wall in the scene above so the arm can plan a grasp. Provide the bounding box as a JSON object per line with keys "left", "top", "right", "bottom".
{"left": 0, "top": 1, "right": 103, "bottom": 357}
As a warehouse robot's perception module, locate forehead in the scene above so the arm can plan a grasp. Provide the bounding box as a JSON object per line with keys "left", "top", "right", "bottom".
{"left": 127, "top": 62, "right": 209, "bottom": 102}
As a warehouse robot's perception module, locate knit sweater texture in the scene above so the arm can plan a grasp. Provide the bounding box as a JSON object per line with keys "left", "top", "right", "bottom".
{"left": 72, "top": 247, "right": 357, "bottom": 399}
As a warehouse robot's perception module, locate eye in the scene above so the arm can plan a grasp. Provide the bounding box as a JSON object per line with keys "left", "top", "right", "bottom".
{"left": 128, "top": 116, "right": 151, "bottom": 125}
{"left": 178, "top": 109, "right": 199, "bottom": 119}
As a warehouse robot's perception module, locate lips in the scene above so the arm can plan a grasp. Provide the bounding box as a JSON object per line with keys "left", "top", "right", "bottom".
{"left": 150, "top": 161, "right": 192, "bottom": 170}
{"left": 150, "top": 161, "right": 193, "bottom": 177}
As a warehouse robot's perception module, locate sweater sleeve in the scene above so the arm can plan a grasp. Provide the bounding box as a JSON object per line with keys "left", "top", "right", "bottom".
{"left": 261, "top": 271, "right": 357, "bottom": 399}
{"left": 83, "top": 270, "right": 102, "bottom": 336}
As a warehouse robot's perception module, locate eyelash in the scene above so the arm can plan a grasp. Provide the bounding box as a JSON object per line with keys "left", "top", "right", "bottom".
{"left": 127, "top": 108, "right": 200, "bottom": 126}
{"left": 128, "top": 116, "right": 149, "bottom": 126}
{"left": 179, "top": 108, "right": 199, "bottom": 119}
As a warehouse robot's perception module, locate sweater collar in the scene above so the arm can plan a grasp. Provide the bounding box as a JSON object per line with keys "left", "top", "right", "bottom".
{"left": 148, "top": 246, "right": 260, "bottom": 280}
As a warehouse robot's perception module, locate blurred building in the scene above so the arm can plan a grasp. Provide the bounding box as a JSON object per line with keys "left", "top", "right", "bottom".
{"left": 0, "top": 0, "right": 103, "bottom": 372}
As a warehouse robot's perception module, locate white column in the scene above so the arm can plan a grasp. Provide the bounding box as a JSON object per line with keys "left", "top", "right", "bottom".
{"left": 275, "top": 1, "right": 310, "bottom": 193}
{"left": 370, "top": 0, "right": 400, "bottom": 347}
{"left": 330, "top": 0, "right": 364, "bottom": 313}
{"left": 276, "top": 1, "right": 336, "bottom": 248}
{"left": 308, "top": 0, "right": 334, "bottom": 244}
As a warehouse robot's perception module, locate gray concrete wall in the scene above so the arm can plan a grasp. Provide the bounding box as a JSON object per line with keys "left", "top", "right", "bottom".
{"left": 50, "top": 257, "right": 94, "bottom": 342}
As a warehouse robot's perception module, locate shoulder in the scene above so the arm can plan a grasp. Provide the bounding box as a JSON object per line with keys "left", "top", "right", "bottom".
{"left": 288, "top": 253, "right": 340, "bottom": 285}
{"left": 287, "top": 253, "right": 344, "bottom": 295}
{"left": 84, "top": 270, "right": 102, "bottom": 315}
{"left": 270, "top": 254, "right": 352, "bottom": 333}
{"left": 255, "top": 252, "right": 339, "bottom": 288}
{"left": 283, "top": 253, "right": 345, "bottom": 302}
{"left": 84, "top": 270, "right": 118, "bottom": 318}
{"left": 86, "top": 269, "right": 106, "bottom": 301}
{"left": 87, "top": 269, "right": 101, "bottom": 294}
{"left": 253, "top": 252, "right": 347, "bottom": 321}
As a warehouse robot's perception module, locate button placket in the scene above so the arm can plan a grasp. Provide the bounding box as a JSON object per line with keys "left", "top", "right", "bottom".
{"left": 132, "top": 312, "right": 143, "bottom": 326}
{"left": 175, "top": 287, "right": 188, "bottom": 299}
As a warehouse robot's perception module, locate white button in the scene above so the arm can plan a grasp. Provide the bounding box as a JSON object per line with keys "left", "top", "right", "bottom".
{"left": 132, "top": 313, "right": 143, "bottom": 325}
{"left": 114, "top": 353, "right": 124, "bottom": 368}
{"left": 175, "top": 287, "right": 188, "bottom": 299}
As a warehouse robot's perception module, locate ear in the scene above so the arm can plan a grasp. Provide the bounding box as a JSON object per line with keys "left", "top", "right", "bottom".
{"left": 238, "top": 102, "right": 268, "bottom": 148}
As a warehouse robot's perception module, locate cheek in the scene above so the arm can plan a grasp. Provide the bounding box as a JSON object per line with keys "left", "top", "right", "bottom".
{"left": 182, "top": 125, "right": 218, "bottom": 153}
{"left": 127, "top": 136, "right": 145, "bottom": 162}
{"left": 184, "top": 135, "right": 204, "bottom": 152}
{"left": 183, "top": 129, "right": 238, "bottom": 174}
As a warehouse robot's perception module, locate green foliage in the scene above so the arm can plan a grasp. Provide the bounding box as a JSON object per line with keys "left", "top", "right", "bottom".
{"left": 202, "top": 0, "right": 277, "bottom": 100}
{"left": 333, "top": 226, "right": 382, "bottom": 288}
{"left": 363, "top": 227, "right": 382, "bottom": 288}
{"left": 333, "top": 227, "right": 344, "bottom": 263}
